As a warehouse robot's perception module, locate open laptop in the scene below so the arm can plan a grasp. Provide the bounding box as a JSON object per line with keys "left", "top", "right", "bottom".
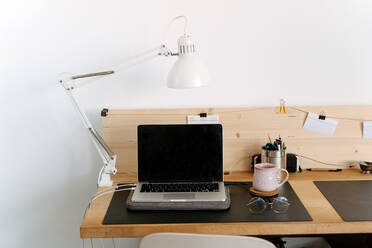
{"left": 131, "top": 124, "right": 226, "bottom": 202}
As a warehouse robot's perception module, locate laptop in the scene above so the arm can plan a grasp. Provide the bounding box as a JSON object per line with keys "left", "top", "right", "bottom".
{"left": 131, "top": 124, "right": 226, "bottom": 202}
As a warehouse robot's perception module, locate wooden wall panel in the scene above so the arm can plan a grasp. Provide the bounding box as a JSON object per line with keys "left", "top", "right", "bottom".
{"left": 102, "top": 106, "right": 372, "bottom": 174}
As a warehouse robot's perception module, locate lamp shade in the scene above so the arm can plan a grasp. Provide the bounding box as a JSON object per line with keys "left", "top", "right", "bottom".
{"left": 167, "top": 35, "right": 210, "bottom": 89}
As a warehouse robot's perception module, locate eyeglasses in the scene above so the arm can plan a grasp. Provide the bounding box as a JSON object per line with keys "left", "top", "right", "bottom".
{"left": 246, "top": 196, "right": 290, "bottom": 214}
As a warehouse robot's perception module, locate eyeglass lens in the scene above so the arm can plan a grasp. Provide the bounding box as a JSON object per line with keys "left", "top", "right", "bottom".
{"left": 246, "top": 196, "right": 290, "bottom": 214}
{"left": 272, "top": 196, "right": 290, "bottom": 213}
{"left": 246, "top": 197, "right": 267, "bottom": 214}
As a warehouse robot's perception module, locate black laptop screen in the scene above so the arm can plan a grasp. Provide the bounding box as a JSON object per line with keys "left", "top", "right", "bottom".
{"left": 137, "top": 124, "right": 223, "bottom": 182}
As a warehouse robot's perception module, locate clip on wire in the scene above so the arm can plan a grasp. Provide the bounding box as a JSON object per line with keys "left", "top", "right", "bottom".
{"left": 319, "top": 111, "right": 326, "bottom": 120}
{"left": 276, "top": 99, "right": 288, "bottom": 114}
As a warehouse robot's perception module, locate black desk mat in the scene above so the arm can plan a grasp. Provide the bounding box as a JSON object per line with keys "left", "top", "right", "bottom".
{"left": 314, "top": 180, "right": 372, "bottom": 221}
{"left": 103, "top": 182, "right": 312, "bottom": 225}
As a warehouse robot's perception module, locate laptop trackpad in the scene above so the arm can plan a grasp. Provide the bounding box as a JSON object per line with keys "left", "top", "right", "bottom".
{"left": 163, "top": 193, "right": 195, "bottom": 200}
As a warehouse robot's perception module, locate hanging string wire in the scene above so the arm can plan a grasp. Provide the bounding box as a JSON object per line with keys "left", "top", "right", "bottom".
{"left": 111, "top": 105, "right": 372, "bottom": 122}
{"left": 107, "top": 107, "right": 272, "bottom": 116}
{"left": 207, "top": 107, "right": 271, "bottom": 114}
{"left": 105, "top": 104, "right": 372, "bottom": 122}
{"left": 295, "top": 154, "right": 355, "bottom": 168}
{"left": 101, "top": 96, "right": 370, "bottom": 120}
{"left": 208, "top": 105, "right": 372, "bottom": 122}
{"left": 289, "top": 106, "right": 372, "bottom": 122}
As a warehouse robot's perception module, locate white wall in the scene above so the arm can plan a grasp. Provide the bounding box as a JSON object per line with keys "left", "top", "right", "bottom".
{"left": 1, "top": 0, "right": 372, "bottom": 247}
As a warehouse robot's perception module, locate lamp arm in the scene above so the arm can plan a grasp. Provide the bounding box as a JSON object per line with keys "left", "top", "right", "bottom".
{"left": 59, "top": 45, "right": 173, "bottom": 186}
{"left": 59, "top": 85, "right": 118, "bottom": 187}
{"left": 65, "top": 89, "right": 114, "bottom": 161}
{"left": 71, "top": 70, "right": 115, "bottom": 80}
{"left": 60, "top": 45, "right": 173, "bottom": 90}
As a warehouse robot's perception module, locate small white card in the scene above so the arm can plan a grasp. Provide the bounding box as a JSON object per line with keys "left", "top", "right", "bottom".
{"left": 187, "top": 115, "right": 219, "bottom": 124}
{"left": 363, "top": 121, "right": 372, "bottom": 139}
{"left": 303, "top": 112, "right": 338, "bottom": 137}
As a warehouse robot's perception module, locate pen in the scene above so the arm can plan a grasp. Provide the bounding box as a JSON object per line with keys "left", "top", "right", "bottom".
{"left": 267, "top": 134, "right": 272, "bottom": 144}
{"left": 306, "top": 168, "right": 342, "bottom": 172}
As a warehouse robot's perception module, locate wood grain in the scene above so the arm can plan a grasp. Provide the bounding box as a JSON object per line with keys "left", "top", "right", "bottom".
{"left": 80, "top": 169, "right": 372, "bottom": 238}
{"left": 81, "top": 106, "right": 372, "bottom": 238}
{"left": 103, "top": 106, "right": 372, "bottom": 174}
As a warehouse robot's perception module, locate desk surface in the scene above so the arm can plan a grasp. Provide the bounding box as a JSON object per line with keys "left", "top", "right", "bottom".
{"left": 81, "top": 169, "right": 372, "bottom": 238}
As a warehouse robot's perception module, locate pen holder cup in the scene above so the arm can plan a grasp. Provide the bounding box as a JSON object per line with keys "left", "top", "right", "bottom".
{"left": 261, "top": 148, "right": 286, "bottom": 170}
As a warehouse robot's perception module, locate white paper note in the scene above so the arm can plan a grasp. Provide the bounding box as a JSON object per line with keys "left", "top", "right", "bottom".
{"left": 187, "top": 115, "right": 219, "bottom": 124}
{"left": 363, "top": 121, "right": 372, "bottom": 139}
{"left": 303, "top": 112, "right": 338, "bottom": 137}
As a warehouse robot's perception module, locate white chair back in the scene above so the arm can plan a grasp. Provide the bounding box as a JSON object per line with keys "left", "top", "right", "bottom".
{"left": 139, "top": 233, "right": 276, "bottom": 248}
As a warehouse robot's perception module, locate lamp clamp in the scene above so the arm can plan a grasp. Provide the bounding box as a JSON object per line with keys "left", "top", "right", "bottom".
{"left": 59, "top": 77, "right": 75, "bottom": 91}
{"left": 159, "top": 44, "right": 179, "bottom": 57}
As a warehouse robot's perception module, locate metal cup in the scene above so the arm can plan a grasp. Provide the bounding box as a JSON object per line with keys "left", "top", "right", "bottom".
{"left": 261, "top": 148, "right": 286, "bottom": 170}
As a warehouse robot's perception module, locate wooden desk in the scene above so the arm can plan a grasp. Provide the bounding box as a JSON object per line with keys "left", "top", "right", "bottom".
{"left": 80, "top": 169, "right": 372, "bottom": 238}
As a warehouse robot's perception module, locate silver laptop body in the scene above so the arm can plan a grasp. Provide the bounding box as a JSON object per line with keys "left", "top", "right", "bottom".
{"left": 131, "top": 124, "right": 226, "bottom": 203}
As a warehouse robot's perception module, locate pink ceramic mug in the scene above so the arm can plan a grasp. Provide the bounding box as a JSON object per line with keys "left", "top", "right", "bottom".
{"left": 253, "top": 163, "right": 289, "bottom": 192}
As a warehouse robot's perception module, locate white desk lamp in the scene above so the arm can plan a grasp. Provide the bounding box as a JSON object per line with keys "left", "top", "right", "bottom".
{"left": 59, "top": 16, "right": 210, "bottom": 187}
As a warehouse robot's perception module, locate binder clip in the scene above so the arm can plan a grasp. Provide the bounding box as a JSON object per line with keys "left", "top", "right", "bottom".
{"left": 318, "top": 111, "right": 326, "bottom": 120}
{"left": 199, "top": 112, "right": 208, "bottom": 118}
{"left": 101, "top": 108, "right": 109, "bottom": 117}
{"left": 276, "top": 99, "right": 288, "bottom": 114}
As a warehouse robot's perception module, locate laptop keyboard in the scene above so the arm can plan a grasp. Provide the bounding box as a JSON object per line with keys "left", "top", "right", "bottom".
{"left": 140, "top": 183, "right": 219, "bottom": 193}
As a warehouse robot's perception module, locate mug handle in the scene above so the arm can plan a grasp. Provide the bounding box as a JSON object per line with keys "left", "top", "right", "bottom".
{"left": 277, "top": 168, "right": 289, "bottom": 188}
{"left": 253, "top": 155, "right": 258, "bottom": 166}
